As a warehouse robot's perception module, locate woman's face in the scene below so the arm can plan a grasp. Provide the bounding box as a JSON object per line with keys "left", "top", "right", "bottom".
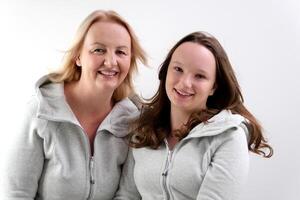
{"left": 165, "top": 42, "right": 216, "bottom": 116}
{"left": 77, "top": 21, "right": 131, "bottom": 92}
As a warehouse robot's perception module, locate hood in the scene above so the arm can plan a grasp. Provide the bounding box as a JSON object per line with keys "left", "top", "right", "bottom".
{"left": 187, "top": 110, "right": 247, "bottom": 138}
{"left": 35, "top": 75, "right": 139, "bottom": 137}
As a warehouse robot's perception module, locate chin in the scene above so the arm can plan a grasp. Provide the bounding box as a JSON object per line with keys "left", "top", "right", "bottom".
{"left": 97, "top": 80, "right": 119, "bottom": 89}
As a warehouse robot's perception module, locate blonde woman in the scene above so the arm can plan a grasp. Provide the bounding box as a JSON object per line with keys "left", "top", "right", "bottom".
{"left": 4, "top": 10, "right": 146, "bottom": 199}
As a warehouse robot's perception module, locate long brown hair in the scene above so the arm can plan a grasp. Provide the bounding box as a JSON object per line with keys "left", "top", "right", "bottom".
{"left": 130, "top": 31, "right": 273, "bottom": 158}
{"left": 49, "top": 10, "right": 147, "bottom": 102}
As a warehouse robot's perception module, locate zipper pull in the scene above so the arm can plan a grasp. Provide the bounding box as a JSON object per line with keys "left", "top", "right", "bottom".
{"left": 162, "top": 150, "right": 172, "bottom": 176}
{"left": 90, "top": 156, "right": 95, "bottom": 184}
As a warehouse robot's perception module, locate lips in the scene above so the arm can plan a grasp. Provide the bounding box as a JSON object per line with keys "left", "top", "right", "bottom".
{"left": 174, "top": 88, "right": 194, "bottom": 97}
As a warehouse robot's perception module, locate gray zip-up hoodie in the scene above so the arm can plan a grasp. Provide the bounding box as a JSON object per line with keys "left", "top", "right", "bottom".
{"left": 4, "top": 76, "right": 139, "bottom": 200}
{"left": 114, "top": 110, "right": 249, "bottom": 200}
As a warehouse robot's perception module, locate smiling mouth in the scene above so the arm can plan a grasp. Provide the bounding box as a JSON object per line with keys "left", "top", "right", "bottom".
{"left": 98, "top": 70, "right": 119, "bottom": 77}
{"left": 174, "top": 88, "right": 194, "bottom": 97}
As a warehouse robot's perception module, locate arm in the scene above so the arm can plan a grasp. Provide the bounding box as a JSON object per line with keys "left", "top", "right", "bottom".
{"left": 114, "top": 148, "right": 141, "bottom": 200}
{"left": 197, "top": 127, "right": 249, "bottom": 200}
{"left": 3, "top": 100, "right": 45, "bottom": 200}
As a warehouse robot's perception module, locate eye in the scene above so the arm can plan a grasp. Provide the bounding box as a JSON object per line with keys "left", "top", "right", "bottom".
{"left": 116, "top": 50, "right": 127, "bottom": 55}
{"left": 93, "top": 48, "right": 106, "bottom": 54}
{"left": 195, "top": 74, "right": 205, "bottom": 79}
{"left": 174, "top": 66, "right": 183, "bottom": 72}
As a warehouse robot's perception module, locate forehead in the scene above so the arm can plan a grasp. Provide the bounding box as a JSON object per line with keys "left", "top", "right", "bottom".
{"left": 84, "top": 21, "right": 131, "bottom": 47}
{"left": 171, "top": 42, "right": 216, "bottom": 72}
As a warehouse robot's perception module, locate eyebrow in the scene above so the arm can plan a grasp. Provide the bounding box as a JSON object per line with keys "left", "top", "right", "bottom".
{"left": 91, "top": 42, "right": 130, "bottom": 50}
{"left": 196, "top": 70, "right": 208, "bottom": 76}
{"left": 171, "top": 61, "right": 183, "bottom": 65}
{"left": 172, "top": 60, "right": 209, "bottom": 74}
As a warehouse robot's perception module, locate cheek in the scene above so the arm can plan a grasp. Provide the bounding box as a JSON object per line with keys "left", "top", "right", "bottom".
{"left": 120, "top": 59, "right": 131, "bottom": 73}
{"left": 82, "top": 55, "right": 103, "bottom": 69}
{"left": 166, "top": 69, "right": 177, "bottom": 84}
{"left": 165, "top": 73, "right": 174, "bottom": 92}
{"left": 195, "top": 84, "right": 211, "bottom": 96}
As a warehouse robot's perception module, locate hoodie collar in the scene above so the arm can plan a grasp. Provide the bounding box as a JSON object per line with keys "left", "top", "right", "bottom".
{"left": 98, "top": 99, "right": 139, "bottom": 137}
{"left": 186, "top": 110, "right": 246, "bottom": 138}
{"left": 35, "top": 75, "right": 139, "bottom": 137}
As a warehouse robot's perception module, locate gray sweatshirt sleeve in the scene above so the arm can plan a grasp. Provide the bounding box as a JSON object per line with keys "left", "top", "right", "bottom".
{"left": 196, "top": 127, "right": 249, "bottom": 200}
{"left": 114, "top": 148, "right": 141, "bottom": 200}
{"left": 4, "top": 99, "right": 45, "bottom": 200}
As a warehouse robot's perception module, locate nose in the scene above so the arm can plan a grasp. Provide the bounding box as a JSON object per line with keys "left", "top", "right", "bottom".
{"left": 104, "top": 52, "right": 117, "bottom": 67}
{"left": 180, "top": 75, "right": 192, "bottom": 88}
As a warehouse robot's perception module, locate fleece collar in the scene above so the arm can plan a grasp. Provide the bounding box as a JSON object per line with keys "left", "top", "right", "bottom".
{"left": 186, "top": 110, "right": 246, "bottom": 139}
{"left": 35, "top": 75, "right": 139, "bottom": 137}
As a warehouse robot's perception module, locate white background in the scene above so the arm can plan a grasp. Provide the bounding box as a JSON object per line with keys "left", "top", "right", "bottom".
{"left": 0, "top": 0, "right": 299, "bottom": 199}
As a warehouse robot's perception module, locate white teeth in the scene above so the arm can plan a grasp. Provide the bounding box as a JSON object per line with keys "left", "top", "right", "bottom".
{"left": 98, "top": 70, "right": 118, "bottom": 76}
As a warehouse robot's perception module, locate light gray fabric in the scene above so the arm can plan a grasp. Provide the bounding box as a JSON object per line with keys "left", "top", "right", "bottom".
{"left": 4, "top": 75, "right": 139, "bottom": 200}
{"left": 114, "top": 110, "right": 249, "bottom": 200}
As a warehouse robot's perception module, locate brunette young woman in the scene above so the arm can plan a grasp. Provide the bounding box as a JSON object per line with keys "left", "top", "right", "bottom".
{"left": 115, "top": 31, "right": 272, "bottom": 200}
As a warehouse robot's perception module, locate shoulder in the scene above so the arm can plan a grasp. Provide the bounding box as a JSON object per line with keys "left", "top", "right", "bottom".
{"left": 212, "top": 110, "right": 248, "bottom": 147}
{"left": 189, "top": 110, "right": 249, "bottom": 152}
{"left": 214, "top": 124, "right": 248, "bottom": 147}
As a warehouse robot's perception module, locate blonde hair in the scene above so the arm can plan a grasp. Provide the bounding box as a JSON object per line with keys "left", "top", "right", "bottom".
{"left": 49, "top": 10, "right": 147, "bottom": 101}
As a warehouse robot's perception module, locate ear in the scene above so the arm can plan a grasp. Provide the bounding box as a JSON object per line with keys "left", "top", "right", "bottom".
{"left": 75, "top": 56, "right": 81, "bottom": 67}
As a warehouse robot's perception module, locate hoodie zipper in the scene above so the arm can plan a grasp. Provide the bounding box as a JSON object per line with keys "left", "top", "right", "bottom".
{"left": 162, "top": 140, "right": 174, "bottom": 200}
{"left": 74, "top": 125, "right": 96, "bottom": 200}
{"left": 87, "top": 156, "right": 95, "bottom": 199}
{"left": 37, "top": 116, "right": 97, "bottom": 199}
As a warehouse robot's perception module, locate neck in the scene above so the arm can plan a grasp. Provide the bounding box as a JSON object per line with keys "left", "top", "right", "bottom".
{"left": 170, "top": 107, "right": 191, "bottom": 132}
{"left": 65, "top": 81, "right": 114, "bottom": 116}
